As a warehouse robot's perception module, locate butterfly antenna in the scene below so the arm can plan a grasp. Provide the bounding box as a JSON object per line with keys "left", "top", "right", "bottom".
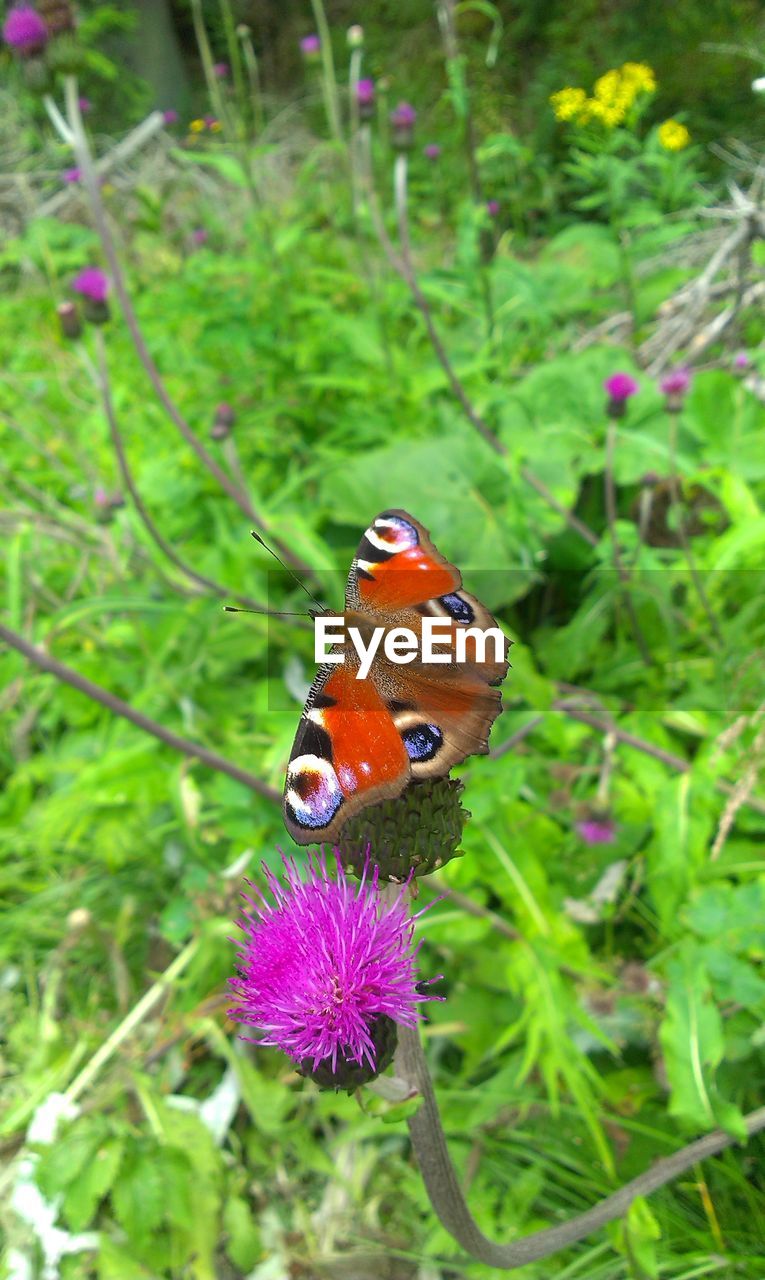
{"left": 224, "top": 605, "right": 312, "bottom": 617}
{"left": 250, "top": 530, "right": 325, "bottom": 611}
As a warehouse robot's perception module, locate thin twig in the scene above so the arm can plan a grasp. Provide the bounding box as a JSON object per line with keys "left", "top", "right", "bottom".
{"left": 394, "top": 1012, "right": 765, "bottom": 1269}
{"left": 604, "top": 419, "right": 655, "bottom": 666}
{"left": 0, "top": 623, "right": 281, "bottom": 803}
{"left": 93, "top": 329, "right": 275, "bottom": 616}
{"left": 380, "top": 150, "right": 599, "bottom": 548}
{"left": 50, "top": 79, "right": 314, "bottom": 583}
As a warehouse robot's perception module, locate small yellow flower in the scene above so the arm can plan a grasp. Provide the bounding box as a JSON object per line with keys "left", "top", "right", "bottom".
{"left": 550, "top": 86, "right": 587, "bottom": 122}
{"left": 101, "top": 182, "right": 115, "bottom": 197}
{"left": 189, "top": 118, "right": 205, "bottom": 133}
{"left": 620, "top": 62, "right": 657, "bottom": 94}
{"left": 658, "top": 118, "right": 690, "bottom": 151}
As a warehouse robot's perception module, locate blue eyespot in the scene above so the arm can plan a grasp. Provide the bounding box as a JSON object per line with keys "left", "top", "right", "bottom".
{"left": 403, "top": 724, "right": 443, "bottom": 762}
{"left": 441, "top": 593, "right": 474, "bottom": 624}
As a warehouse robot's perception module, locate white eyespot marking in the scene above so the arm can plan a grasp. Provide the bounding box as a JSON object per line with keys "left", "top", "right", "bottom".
{"left": 307, "top": 708, "right": 326, "bottom": 725}
{"left": 285, "top": 755, "right": 342, "bottom": 829}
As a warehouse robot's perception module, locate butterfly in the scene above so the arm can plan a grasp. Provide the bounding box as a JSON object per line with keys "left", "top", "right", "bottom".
{"left": 283, "top": 510, "right": 509, "bottom": 845}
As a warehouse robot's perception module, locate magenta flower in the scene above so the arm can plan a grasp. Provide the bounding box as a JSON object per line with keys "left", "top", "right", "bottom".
{"left": 162, "top": 108, "right": 179, "bottom": 125}
{"left": 391, "top": 101, "right": 417, "bottom": 129}
{"left": 576, "top": 817, "right": 617, "bottom": 845}
{"left": 423, "top": 143, "right": 442, "bottom": 159}
{"left": 604, "top": 372, "right": 639, "bottom": 402}
{"left": 660, "top": 368, "right": 691, "bottom": 397}
{"left": 72, "top": 267, "right": 109, "bottom": 303}
{"left": 62, "top": 167, "right": 81, "bottom": 184}
{"left": 212, "top": 61, "right": 229, "bottom": 78}
{"left": 356, "top": 77, "right": 374, "bottom": 106}
{"left": 604, "top": 371, "right": 639, "bottom": 418}
{"left": 78, "top": 96, "right": 91, "bottom": 114}
{"left": 486, "top": 199, "right": 500, "bottom": 217}
{"left": 734, "top": 352, "right": 750, "bottom": 370}
{"left": 228, "top": 853, "right": 437, "bottom": 1079}
{"left": 300, "top": 33, "right": 320, "bottom": 56}
{"left": 203, "top": 113, "right": 218, "bottom": 128}
{"left": 191, "top": 227, "right": 209, "bottom": 246}
{"left": 3, "top": 4, "right": 48, "bottom": 55}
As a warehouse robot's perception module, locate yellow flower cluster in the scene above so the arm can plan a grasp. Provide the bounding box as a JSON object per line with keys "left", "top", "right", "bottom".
{"left": 658, "top": 118, "right": 690, "bottom": 150}
{"left": 550, "top": 62, "right": 657, "bottom": 129}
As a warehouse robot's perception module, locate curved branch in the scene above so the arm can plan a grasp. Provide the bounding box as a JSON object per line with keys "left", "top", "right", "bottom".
{"left": 94, "top": 330, "right": 274, "bottom": 617}
{"left": 395, "top": 1019, "right": 765, "bottom": 1268}
{"left": 0, "top": 624, "right": 280, "bottom": 804}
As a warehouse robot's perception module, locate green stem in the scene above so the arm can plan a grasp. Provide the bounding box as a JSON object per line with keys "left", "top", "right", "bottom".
{"left": 309, "top": 0, "right": 342, "bottom": 142}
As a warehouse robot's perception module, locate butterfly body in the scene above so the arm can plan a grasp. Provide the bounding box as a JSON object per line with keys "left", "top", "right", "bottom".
{"left": 284, "top": 511, "right": 509, "bottom": 844}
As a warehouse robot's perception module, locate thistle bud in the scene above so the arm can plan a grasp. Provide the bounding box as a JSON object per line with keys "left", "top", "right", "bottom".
{"left": 390, "top": 101, "right": 417, "bottom": 149}
{"left": 347, "top": 24, "right": 364, "bottom": 48}
{"left": 210, "top": 402, "right": 235, "bottom": 440}
{"left": 57, "top": 300, "right": 82, "bottom": 340}
{"left": 337, "top": 776, "right": 468, "bottom": 882}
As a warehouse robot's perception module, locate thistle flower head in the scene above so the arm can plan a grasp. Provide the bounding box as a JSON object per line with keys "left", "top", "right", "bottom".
{"left": 300, "top": 33, "right": 320, "bottom": 56}
{"left": 356, "top": 77, "right": 374, "bottom": 106}
{"left": 72, "top": 266, "right": 109, "bottom": 303}
{"left": 660, "top": 367, "right": 691, "bottom": 410}
{"left": 734, "top": 352, "right": 750, "bottom": 370}
{"left": 391, "top": 101, "right": 417, "bottom": 129}
{"left": 78, "top": 95, "right": 91, "bottom": 113}
{"left": 212, "top": 61, "right": 229, "bottom": 78}
{"left": 3, "top": 4, "right": 48, "bottom": 54}
{"left": 486, "top": 199, "right": 500, "bottom": 217}
{"left": 228, "top": 852, "right": 437, "bottom": 1078}
{"left": 162, "top": 108, "right": 178, "bottom": 125}
{"left": 604, "top": 372, "right": 639, "bottom": 402}
{"left": 62, "top": 166, "right": 81, "bottom": 184}
{"left": 576, "top": 816, "right": 617, "bottom": 845}
{"left": 423, "top": 142, "right": 441, "bottom": 159}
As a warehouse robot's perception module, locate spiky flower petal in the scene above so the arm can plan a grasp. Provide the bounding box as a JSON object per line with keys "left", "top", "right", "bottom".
{"left": 229, "top": 853, "right": 437, "bottom": 1079}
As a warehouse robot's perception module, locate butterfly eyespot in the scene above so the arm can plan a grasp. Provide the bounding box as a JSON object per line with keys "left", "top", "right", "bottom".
{"left": 285, "top": 756, "right": 343, "bottom": 830}
{"left": 440, "top": 592, "right": 475, "bottom": 624}
{"left": 402, "top": 723, "right": 443, "bottom": 762}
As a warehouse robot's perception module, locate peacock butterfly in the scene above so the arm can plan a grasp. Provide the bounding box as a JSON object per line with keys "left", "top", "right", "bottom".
{"left": 283, "top": 510, "right": 509, "bottom": 844}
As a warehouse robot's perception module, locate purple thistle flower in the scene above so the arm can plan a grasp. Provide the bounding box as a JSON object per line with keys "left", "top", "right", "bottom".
{"left": 3, "top": 5, "right": 48, "bottom": 55}
{"left": 356, "top": 77, "right": 374, "bottom": 106}
{"left": 733, "top": 351, "right": 750, "bottom": 370}
{"left": 162, "top": 108, "right": 179, "bottom": 125}
{"left": 391, "top": 101, "right": 417, "bottom": 129}
{"left": 660, "top": 367, "right": 691, "bottom": 413}
{"left": 576, "top": 817, "right": 617, "bottom": 845}
{"left": 300, "top": 33, "right": 320, "bottom": 56}
{"left": 72, "top": 267, "right": 109, "bottom": 303}
{"left": 212, "top": 61, "right": 229, "bottom": 78}
{"left": 62, "top": 166, "right": 81, "bottom": 184}
{"left": 604, "top": 372, "right": 639, "bottom": 402}
{"left": 604, "top": 371, "right": 639, "bottom": 418}
{"left": 228, "top": 853, "right": 437, "bottom": 1074}
{"left": 94, "top": 486, "right": 110, "bottom": 509}
{"left": 486, "top": 199, "right": 500, "bottom": 217}
{"left": 423, "top": 142, "right": 442, "bottom": 159}
{"left": 191, "top": 227, "right": 209, "bottom": 246}
{"left": 660, "top": 368, "right": 691, "bottom": 397}
{"left": 203, "top": 113, "right": 218, "bottom": 128}
{"left": 78, "top": 96, "right": 91, "bottom": 114}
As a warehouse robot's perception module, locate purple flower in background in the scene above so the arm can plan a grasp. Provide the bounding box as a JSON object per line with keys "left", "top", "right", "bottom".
{"left": 72, "top": 267, "right": 109, "bottom": 303}
{"left": 733, "top": 352, "right": 750, "bottom": 370}
{"left": 62, "top": 167, "right": 81, "bottom": 184}
{"left": 423, "top": 143, "right": 442, "bottom": 159}
{"left": 203, "top": 113, "right": 218, "bottom": 128}
{"left": 94, "top": 486, "right": 110, "bottom": 509}
{"left": 3, "top": 4, "right": 48, "bottom": 55}
{"left": 356, "top": 77, "right": 374, "bottom": 106}
{"left": 660, "top": 367, "right": 691, "bottom": 412}
{"left": 391, "top": 101, "right": 417, "bottom": 148}
{"left": 391, "top": 101, "right": 417, "bottom": 129}
{"left": 162, "top": 108, "right": 179, "bottom": 125}
{"left": 576, "top": 816, "right": 617, "bottom": 845}
{"left": 486, "top": 199, "right": 500, "bottom": 217}
{"left": 300, "top": 33, "right": 320, "bottom": 56}
{"left": 604, "top": 371, "right": 639, "bottom": 418}
{"left": 212, "top": 61, "right": 229, "bottom": 78}
{"left": 78, "top": 96, "right": 91, "bottom": 114}
{"left": 660, "top": 368, "right": 691, "bottom": 397}
{"left": 191, "top": 228, "right": 209, "bottom": 246}
{"left": 228, "top": 853, "right": 436, "bottom": 1077}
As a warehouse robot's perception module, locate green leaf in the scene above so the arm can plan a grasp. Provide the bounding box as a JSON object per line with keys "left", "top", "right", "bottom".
{"left": 62, "top": 1136, "right": 124, "bottom": 1231}
{"left": 112, "top": 1146, "right": 165, "bottom": 1241}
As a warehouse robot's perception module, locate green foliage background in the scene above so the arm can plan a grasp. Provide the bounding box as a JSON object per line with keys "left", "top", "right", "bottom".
{"left": 1, "top": 2, "right": 764, "bottom": 1277}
